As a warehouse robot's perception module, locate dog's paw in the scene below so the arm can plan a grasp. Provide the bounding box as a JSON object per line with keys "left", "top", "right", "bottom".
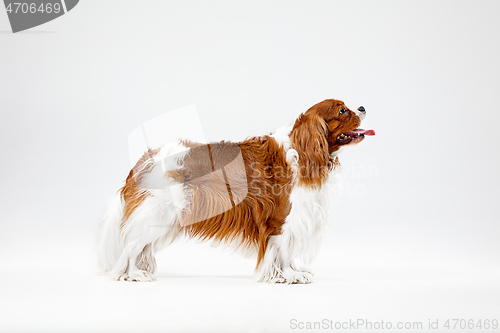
{"left": 283, "top": 269, "right": 313, "bottom": 284}
{"left": 118, "top": 270, "right": 157, "bottom": 282}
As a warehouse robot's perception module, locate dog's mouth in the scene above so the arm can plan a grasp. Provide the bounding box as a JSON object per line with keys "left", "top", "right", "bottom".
{"left": 337, "top": 128, "right": 375, "bottom": 145}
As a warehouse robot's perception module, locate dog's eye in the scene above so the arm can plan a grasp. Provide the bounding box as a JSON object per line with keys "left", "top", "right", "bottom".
{"left": 339, "top": 108, "right": 347, "bottom": 115}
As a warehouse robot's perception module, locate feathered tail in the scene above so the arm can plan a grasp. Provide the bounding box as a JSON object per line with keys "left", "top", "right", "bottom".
{"left": 96, "top": 193, "right": 124, "bottom": 272}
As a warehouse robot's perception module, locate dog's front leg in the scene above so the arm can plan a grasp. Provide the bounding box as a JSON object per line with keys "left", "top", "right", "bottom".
{"left": 256, "top": 234, "right": 314, "bottom": 284}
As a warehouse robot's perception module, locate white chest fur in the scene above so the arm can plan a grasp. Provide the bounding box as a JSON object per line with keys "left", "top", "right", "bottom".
{"left": 280, "top": 168, "right": 342, "bottom": 264}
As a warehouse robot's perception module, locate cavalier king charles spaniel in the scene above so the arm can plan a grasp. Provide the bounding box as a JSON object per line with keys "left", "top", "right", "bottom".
{"left": 97, "top": 99, "right": 374, "bottom": 283}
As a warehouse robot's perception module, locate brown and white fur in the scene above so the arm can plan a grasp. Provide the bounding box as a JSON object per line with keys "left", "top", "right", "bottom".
{"left": 97, "top": 99, "right": 374, "bottom": 283}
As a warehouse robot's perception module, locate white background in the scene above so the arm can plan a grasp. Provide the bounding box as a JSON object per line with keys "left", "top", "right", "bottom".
{"left": 1, "top": 1, "right": 499, "bottom": 332}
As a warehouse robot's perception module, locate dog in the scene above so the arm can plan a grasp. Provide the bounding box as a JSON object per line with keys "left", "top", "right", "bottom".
{"left": 97, "top": 99, "right": 374, "bottom": 283}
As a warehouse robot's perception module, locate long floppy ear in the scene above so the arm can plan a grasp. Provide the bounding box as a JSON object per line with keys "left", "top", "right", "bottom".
{"left": 290, "top": 113, "right": 330, "bottom": 188}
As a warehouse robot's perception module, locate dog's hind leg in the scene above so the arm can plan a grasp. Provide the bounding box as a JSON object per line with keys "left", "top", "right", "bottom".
{"left": 113, "top": 241, "right": 158, "bottom": 282}
{"left": 110, "top": 189, "right": 183, "bottom": 282}
{"left": 136, "top": 243, "right": 157, "bottom": 274}
{"left": 135, "top": 224, "right": 182, "bottom": 275}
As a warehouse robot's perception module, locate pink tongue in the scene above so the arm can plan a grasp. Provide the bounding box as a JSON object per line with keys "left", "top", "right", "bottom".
{"left": 353, "top": 129, "right": 375, "bottom": 136}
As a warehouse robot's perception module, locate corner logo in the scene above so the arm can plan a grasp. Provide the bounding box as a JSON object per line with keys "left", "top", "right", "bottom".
{"left": 3, "top": 0, "right": 79, "bottom": 33}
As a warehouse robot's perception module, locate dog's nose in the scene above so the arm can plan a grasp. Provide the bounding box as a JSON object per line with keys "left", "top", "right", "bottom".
{"left": 358, "top": 106, "right": 366, "bottom": 113}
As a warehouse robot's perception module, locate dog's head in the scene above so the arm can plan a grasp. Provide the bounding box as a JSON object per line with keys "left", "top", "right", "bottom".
{"left": 290, "top": 99, "right": 375, "bottom": 186}
{"left": 316, "top": 99, "right": 374, "bottom": 152}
